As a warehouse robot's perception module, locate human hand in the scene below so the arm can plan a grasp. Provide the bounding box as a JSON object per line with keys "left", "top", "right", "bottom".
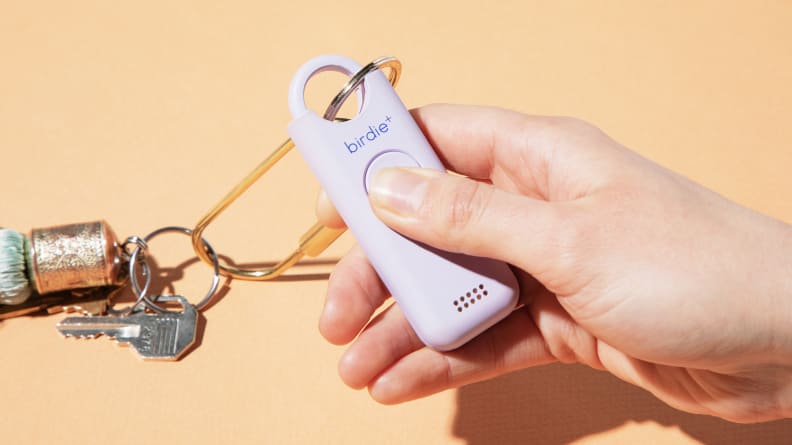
{"left": 316, "top": 104, "right": 792, "bottom": 422}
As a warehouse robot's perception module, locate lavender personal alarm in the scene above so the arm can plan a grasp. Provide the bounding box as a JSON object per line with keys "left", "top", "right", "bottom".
{"left": 287, "top": 55, "right": 518, "bottom": 351}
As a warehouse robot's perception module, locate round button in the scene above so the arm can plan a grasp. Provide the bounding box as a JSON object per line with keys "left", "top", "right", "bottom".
{"left": 364, "top": 151, "right": 421, "bottom": 193}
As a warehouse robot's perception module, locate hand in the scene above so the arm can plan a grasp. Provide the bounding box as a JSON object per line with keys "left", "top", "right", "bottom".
{"left": 316, "top": 104, "right": 792, "bottom": 423}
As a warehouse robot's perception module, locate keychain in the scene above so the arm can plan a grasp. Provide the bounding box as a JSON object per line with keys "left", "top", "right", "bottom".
{"left": 0, "top": 56, "right": 402, "bottom": 360}
{"left": 0, "top": 221, "right": 220, "bottom": 360}
{"left": 1, "top": 55, "right": 514, "bottom": 358}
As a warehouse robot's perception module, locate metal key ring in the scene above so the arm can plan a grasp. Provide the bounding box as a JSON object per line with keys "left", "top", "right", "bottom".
{"left": 129, "top": 226, "right": 220, "bottom": 313}
{"left": 105, "top": 259, "right": 152, "bottom": 316}
{"left": 104, "top": 236, "right": 154, "bottom": 316}
{"left": 323, "top": 56, "right": 401, "bottom": 120}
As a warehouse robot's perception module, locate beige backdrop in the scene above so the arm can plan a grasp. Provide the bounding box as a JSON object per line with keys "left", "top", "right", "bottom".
{"left": 1, "top": 1, "right": 791, "bottom": 444}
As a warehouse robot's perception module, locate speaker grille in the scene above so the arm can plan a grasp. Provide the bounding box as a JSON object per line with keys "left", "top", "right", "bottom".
{"left": 452, "top": 283, "right": 489, "bottom": 313}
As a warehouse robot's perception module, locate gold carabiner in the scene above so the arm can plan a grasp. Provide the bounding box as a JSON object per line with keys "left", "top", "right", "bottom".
{"left": 191, "top": 57, "right": 401, "bottom": 280}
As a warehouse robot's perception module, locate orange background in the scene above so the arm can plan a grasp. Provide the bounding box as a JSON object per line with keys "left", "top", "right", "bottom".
{"left": 1, "top": 1, "right": 791, "bottom": 444}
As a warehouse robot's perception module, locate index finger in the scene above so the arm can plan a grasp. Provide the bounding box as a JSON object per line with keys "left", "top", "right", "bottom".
{"left": 410, "top": 104, "right": 546, "bottom": 180}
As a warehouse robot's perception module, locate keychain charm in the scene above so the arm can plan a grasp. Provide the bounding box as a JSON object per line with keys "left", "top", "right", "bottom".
{"left": 0, "top": 220, "right": 121, "bottom": 301}
{"left": 29, "top": 220, "right": 122, "bottom": 295}
{"left": 0, "top": 220, "right": 219, "bottom": 360}
{"left": 286, "top": 55, "right": 519, "bottom": 351}
{"left": 0, "top": 221, "right": 124, "bottom": 318}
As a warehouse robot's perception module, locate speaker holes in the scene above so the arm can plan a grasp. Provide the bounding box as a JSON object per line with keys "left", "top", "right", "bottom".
{"left": 452, "top": 284, "right": 489, "bottom": 313}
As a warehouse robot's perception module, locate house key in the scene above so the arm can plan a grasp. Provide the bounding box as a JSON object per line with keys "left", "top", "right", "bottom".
{"left": 56, "top": 295, "right": 198, "bottom": 360}
{"left": 0, "top": 287, "right": 112, "bottom": 320}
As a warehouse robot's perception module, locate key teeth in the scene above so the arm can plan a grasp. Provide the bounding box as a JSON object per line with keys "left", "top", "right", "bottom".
{"left": 60, "top": 332, "right": 102, "bottom": 340}
{"left": 61, "top": 300, "right": 108, "bottom": 316}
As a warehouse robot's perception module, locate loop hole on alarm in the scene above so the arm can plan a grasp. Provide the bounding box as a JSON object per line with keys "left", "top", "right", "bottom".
{"left": 288, "top": 55, "right": 401, "bottom": 122}
{"left": 288, "top": 55, "right": 365, "bottom": 119}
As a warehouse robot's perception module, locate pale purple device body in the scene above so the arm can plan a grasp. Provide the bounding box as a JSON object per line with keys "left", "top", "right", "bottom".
{"left": 287, "top": 55, "right": 519, "bottom": 351}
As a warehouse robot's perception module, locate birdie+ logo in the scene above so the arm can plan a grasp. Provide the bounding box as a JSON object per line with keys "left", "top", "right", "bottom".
{"left": 343, "top": 115, "right": 392, "bottom": 154}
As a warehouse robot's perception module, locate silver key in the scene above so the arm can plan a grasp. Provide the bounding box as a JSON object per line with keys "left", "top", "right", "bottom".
{"left": 55, "top": 295, "right": 197, "bottom": 361}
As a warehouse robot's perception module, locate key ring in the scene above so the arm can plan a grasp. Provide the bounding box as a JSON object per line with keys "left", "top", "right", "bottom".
{"left": 323, "top": 56, "right": 401, "bottom": 120}
{"left": 128, "top": 226, "right": 220, "bottom": 314}
{"left": 191, "top": 56, "right": 402, "bottom": 280}
{"left": 104, "top": 236, "right": 153, "bottom": 316}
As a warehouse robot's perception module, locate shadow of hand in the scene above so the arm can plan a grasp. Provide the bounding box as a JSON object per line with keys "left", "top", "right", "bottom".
{"left": 453, "top": 364, "right": 792, "bottom": 444}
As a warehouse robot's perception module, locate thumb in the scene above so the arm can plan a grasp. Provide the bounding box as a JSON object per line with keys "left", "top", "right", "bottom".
{"left": 368, "top": 167, "right": 567, "bottom": 276}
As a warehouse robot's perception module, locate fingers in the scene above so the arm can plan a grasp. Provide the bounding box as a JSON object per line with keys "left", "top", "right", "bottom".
{"left": 320, "top": 246, "right": 389, "bottom": 345}
{"left": 368, "top": 167, "right": 570, "bottom": 278}
{"left": 338, "top": 302, "right": 424, "bottom": 389}
{"left": 410, "top": 104, "right": 548, "bottom": 180}
{"left": 337, "top": 281, "right": 603, "bottom": 404}
{"left": 322, "top": 249, "right": 554, "bottom": 395}
{"left": 365, "top": 307, "right": 556, "bottom": 404}
{"left": 528, "top": 290, "right": 604, "bottom": 369}
{"left": 413, "top": 104, "right": 623, "bottom": 201}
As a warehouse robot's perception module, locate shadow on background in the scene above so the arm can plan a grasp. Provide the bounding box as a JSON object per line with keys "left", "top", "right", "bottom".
{"left": 0, "top": 255, "right": 337, "bottom": 324}
{"left": 452, "top": 363, "right": 792, "bottom": 444}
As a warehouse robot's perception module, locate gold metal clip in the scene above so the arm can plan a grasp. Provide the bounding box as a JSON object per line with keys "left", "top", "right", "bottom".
{"left": 191, "top": 57, "right": 401, "bottom": 280}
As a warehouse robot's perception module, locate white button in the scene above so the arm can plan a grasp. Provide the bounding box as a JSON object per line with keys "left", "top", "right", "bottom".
{"left": 364, "top": 151, "right": 421, "bottom": 193}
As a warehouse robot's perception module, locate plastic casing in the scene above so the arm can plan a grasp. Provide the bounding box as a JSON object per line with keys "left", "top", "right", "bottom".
{"left": 287, "top": 55, "right": 518, "bottom": 351}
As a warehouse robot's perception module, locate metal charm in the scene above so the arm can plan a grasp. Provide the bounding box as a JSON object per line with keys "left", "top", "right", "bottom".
{"left": 30, "top": 221, "right": 122, "bottom": 294}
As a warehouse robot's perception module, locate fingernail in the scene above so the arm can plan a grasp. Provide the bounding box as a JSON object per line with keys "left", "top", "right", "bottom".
{"left": 369, "top": 168, "right": 439, "bottom": 216}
